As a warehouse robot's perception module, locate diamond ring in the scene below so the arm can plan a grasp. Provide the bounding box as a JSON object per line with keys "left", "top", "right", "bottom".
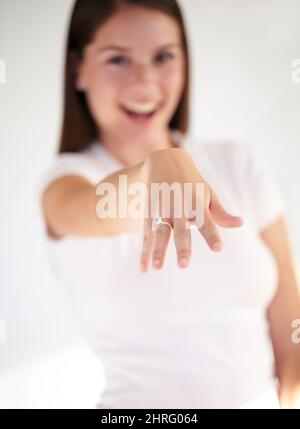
{"left": 151, "top": 217, "right": 172, "bottom": 233}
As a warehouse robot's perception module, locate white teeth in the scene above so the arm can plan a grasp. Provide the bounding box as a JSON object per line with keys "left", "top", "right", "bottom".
{"left": 122, "top": 102, "right": 158, "bottom": 114}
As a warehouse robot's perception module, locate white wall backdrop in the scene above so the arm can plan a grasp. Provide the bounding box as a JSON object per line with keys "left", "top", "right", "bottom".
{"left": 0, "top": 0, "right": 299, "bottom": 408}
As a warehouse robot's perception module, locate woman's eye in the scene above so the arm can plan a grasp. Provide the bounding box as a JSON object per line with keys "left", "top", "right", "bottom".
{"left": 155, "top": 52, "right": 174, "bottom": 64}
{"left": 108, "top": 56, "right": 128, "bottom": 65}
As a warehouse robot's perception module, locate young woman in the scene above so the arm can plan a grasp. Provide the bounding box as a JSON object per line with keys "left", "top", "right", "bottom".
{"left": 39, "top": 0, "right": 300, "bottom": 408}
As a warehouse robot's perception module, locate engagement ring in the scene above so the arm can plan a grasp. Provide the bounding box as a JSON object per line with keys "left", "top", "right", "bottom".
{"left": 151, "top": 217, "right": 172, "bottom": 233}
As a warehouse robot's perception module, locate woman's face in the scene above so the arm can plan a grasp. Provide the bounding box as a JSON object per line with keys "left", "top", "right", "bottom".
{"left": 75, "top": 5, "right": 186, "bottom": 139}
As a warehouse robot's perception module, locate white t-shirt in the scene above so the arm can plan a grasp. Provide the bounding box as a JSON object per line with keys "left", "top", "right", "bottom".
{"left": 38, "top": 130, "right": 286, "bottom": 408}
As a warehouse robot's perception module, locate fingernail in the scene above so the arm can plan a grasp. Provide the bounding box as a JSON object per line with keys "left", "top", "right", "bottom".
{"left": 153, "top": 259, "right": 161, "bottom": 269}
{"left": 212, "top": 242, "right": 222, "bottom": 252}
{"left": 140, "top": 262, "right": 147, "bottom": 273}
{"left": 178, "top": 258, "right": 189, "bottom": 268}
{"left": 232, "top": 215, "right": 243, "bottom": 224}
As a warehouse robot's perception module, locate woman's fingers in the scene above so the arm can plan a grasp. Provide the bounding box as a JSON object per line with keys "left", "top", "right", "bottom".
{"left": 198, "top": 210, "right": 223, "bottom": 252}
{"left": 140, "top": 217, "right": 172, "bottom": 272}
{"left": 209, "top": 188, "right": 244, "bottom": 228}
{"left": 151, "top": 219, "right": 172, "bottom": 270}
{"left": 140, "top": 185, "right": 244, "bottom": 272}
{"left": 173, "top": 218, "right": 192, "bottom": 268}
{"left": 140, "top": 217, "right": 154, "bottom": 273}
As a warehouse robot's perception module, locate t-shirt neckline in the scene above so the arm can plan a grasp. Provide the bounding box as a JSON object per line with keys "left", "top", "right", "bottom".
{"left": 89, "top": 128, "right": 185, "bottom": 169}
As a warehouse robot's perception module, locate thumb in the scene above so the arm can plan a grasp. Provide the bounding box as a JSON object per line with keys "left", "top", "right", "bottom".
{"left": 209, "top": 189, "right": 244, "bottom": 228}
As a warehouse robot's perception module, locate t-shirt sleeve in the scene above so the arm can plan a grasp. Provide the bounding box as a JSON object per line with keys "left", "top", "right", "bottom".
{"left": 37, "top": 152, "right": 104, "bottom": 197}
{"left": 231, "top": 142, "right": 286, "bottom": 232}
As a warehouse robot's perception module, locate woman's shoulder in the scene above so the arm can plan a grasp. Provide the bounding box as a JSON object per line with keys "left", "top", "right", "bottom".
{"left": 180, "top": 132, "right": 253, "bottom": 171}
{"left": 43, "top": 145, "right": 104, "bottom": 181}
{"left": 181, "top": 133, "right": 286, "bottom": 232}
{"left": 36, "top": 142, "right": 110, "bottom": 203}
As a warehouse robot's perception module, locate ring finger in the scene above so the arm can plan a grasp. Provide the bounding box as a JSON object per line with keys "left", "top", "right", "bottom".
{"left": 151, "top": 218, "right": 172, "bottom": 270}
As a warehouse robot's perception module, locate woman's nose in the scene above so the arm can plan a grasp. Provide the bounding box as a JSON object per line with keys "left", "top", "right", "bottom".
{"left": 132, "top": 62, "right": 156, "bottom": 83}
{"left": 121, "top": 80, "right": 161, "bottom": 103}
{"left": 121, "top": 63, "right": 161, "bottom": 102}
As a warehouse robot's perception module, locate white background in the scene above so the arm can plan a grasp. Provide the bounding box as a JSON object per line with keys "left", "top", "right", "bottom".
{"left": 0, "top": 0, "right": 299, "bottom": 408}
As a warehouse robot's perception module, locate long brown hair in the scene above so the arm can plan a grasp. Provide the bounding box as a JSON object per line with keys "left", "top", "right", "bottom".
{"left": 59, "top": 0, "right": 190, "bottom": 154}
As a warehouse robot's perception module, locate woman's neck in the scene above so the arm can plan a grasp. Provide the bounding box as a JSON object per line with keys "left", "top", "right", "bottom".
{"left": 96, "top": 127, "right": 178, "bottom": 167}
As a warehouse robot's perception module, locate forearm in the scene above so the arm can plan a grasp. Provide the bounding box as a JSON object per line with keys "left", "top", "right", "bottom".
{"left": 89, "top": 159, "right": 148, "bottom": 236}
{"left": 43, "top": 147, "right": 198, "bottom": 239}
{"left": 43, "top": 158, "right": 149, "bottom": 238}
{"left": 278, "top": 350, "right": 300, "bottom": 408}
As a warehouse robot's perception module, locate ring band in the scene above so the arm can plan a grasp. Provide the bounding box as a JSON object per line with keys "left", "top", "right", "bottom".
{"left": 152, "top": 217, "right": 172, "bottom": 233}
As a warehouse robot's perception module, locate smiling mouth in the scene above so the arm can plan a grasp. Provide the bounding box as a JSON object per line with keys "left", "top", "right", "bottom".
{"left": 123, "top": 108, "right": 156, "bottom": 119}
{"left": 120, "top": 102, "right": 162, "bottom": 120}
